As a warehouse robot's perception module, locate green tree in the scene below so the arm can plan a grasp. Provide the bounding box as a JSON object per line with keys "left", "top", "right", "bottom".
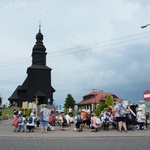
{"left": 64, "top": 94, "right": 76, "bottom": 110}
{"left": 0, "top": 96, "right": 2, "bottom": 106}
{"left": 105, "top": 94, "right": 114, "bottom": 106}
{"left": 95, "top": 105, "right": 100, "bottom": 116}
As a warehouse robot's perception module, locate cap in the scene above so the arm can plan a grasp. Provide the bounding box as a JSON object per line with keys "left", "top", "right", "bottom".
{"left": 138, "top": 108, "right": 142, "bottom": 111}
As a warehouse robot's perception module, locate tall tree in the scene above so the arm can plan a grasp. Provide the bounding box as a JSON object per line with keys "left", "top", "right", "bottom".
{"left": 105, "top": 94, "right": 114, "bottom": 106}
{"left": 64, "top": 93, "right": 76, "bottom": 110}
{"left": 0, "top": 96, "right": 2, "bottom": 106}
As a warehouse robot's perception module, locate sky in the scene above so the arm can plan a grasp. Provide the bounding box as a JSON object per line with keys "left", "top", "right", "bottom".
{"left": 1, "top": 0, "right": 150, "bottom": 106}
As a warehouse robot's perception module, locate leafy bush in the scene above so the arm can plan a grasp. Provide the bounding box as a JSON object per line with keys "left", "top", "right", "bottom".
{"left": 95, "top": 103, "right": 108, "bottom": 116}
{"left": 21, "top": 108, "right": 32, "bottom": 120}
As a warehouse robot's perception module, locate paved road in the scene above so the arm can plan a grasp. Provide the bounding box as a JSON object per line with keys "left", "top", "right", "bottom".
{"left": 0, "top": 118, "right": 150, "bottom": 138}
{"left": 0, "top": 119, "right": 150, "bottom": 150}
{"left": 0, "top": 137, "right": 149, "bottom": 150}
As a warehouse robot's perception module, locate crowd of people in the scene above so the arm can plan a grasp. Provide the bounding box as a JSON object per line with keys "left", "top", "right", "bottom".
{"left": 12, "top": 100, "right": 149, "bottom": 133}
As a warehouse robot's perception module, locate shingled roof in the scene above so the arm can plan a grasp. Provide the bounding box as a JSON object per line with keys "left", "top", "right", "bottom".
{"left": 78, "top": 90, "right": 121, "bottom": 105}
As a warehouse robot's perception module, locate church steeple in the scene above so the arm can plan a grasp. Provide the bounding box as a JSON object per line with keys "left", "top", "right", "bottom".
{"left": 36, "top": 24, "right": 43, "bottom": 43}
{"left": 32, "top": 25, "right": 47, "bottom": 65}
{"left": 8, "top": 26, "right": 55, "bottom": 107}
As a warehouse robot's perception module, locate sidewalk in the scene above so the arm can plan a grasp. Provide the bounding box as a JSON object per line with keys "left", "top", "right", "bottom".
{"left": 0, "top": 119, "right": 150, "bottom": 138}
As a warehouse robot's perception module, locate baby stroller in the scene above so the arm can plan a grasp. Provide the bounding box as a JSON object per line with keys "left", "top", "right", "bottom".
{"left": 126, "top": 113, "right": 134, "bottom": 130}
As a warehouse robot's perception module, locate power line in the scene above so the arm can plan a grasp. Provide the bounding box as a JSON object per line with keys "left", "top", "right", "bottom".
{"left": 0, "top": 31, "right": 150, "bottom": 70}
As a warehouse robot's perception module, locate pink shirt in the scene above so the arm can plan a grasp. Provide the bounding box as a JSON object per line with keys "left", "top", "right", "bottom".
{"left": 91, "top": 116, "right": 100, "bottom": 128}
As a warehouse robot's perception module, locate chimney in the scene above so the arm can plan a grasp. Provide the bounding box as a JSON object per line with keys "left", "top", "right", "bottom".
{"left": 92, "top": 89, "right": 97, "bottom": 92}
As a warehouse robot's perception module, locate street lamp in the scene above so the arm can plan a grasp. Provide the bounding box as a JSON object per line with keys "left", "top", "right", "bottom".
{"left": 141, "top": 24, "right": 150, "bottom": 29}
{"left": 141, "top": 26, "right": 150, "bottom": 117}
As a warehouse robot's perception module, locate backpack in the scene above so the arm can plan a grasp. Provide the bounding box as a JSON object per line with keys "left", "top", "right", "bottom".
{"left": 18, "top": 116, "right": 23, "bottom": 123}
{"left": 77, "top": 115, "right": 83, "bottom": 123}
{"left": 49, "top": 115, "right": 54, "bottom": 124}
{"left": 81, "top": 112, "right": 87, "bottom": 120}
{"left": 13, "top": 117, "right": 18, "bottom": 127}
{"left": 95, "top": 117, "right": 101, "bottom": 125}
{"left": 28, "top": 116, "right": 33, "bottom": 124}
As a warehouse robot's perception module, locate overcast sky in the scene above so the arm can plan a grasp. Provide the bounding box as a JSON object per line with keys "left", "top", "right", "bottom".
{"left": 1, "top": 0, "right": 150, "bottom": 105}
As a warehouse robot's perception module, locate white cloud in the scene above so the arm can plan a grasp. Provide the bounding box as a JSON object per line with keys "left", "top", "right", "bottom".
{"left": 1, "top": 0, "right": 150, "bottom": 104}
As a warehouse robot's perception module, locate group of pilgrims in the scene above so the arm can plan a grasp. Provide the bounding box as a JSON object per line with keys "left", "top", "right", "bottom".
{"left": 12, "top": 100, "right": 149, "bottom": 133}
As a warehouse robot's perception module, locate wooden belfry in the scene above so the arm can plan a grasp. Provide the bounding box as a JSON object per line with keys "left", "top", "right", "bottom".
{"left": 8, "top": 26, "right": 55, "bottom": 107}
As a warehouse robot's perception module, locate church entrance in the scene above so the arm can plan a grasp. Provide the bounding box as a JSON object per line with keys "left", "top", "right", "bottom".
{"left": 35, "top": 96, "right": 46, "bottom": 105}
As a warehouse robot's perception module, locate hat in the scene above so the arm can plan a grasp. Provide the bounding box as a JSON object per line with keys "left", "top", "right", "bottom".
{"left": 82, "top": 109, "right": 85, "bottom": 112}
{"left": 138, "top": 108, "right": 142, "bottom": 111}
{"left": 139, "top": 100, "right": 142, "bottom": 103}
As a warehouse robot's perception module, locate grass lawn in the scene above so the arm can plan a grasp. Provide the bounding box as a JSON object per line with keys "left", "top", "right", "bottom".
{"left": 0, "top": 108, "right": 14, "bottom": 119}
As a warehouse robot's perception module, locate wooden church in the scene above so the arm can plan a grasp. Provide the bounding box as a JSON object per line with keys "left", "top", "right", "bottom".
{"left": 8, "top": 26, "right": 55, "bottom": 107}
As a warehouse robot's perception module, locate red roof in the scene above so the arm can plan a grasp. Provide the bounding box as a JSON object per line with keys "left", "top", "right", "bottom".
{"left": 78, "top": 90, "right": 121, "bottom": 105}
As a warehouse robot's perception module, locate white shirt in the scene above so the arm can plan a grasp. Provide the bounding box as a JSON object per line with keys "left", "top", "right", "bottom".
{"left": 137, "top": 111, "right": 146, "bottom": 123}
{"left": 21, "top": 117, "right": 26, "bottom": 125}
{"left": 41, "top": 108, "right": 50, "bottom": 122}
{"left": 26, "top": 116, "right": 36, "bottom": 126}
{"left": 65, "top": 114, "right": 70, "bottom": 124}
{"left": 114, "top": 103, "right": 126, "bottom": 117}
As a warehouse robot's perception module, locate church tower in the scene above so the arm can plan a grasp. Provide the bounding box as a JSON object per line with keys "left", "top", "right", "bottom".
{"left": 8, "top": 26, "right": 55, "bottom": 107}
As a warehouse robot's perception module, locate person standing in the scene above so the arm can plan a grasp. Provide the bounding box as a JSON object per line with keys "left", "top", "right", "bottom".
{"left": 13, "top": 107, "right": 19, "bottom": 118}
{"left": 40, "top": 104, "right": 50, "bottom": 133}
{"left": 114, "top": 100, "right": 127, "bottom": 132}
{"left": 47, "top": 98, "right": 51, "bottom": 105}
{"left": 141, "top": 101, "right": 147, "bottom": 113}
{"left": 139, "top": 100, "right": 147, "bottom": 113}
{"left": 130, "top": 101, "right": 137, "bottom": 126}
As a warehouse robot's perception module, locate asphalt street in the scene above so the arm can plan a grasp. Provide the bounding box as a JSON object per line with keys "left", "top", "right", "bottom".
{"left": 0, "top": 137, "right": 149, "bottom": 150}
{"left": 0, "top": 119, "right": 150, "bottom": 150}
